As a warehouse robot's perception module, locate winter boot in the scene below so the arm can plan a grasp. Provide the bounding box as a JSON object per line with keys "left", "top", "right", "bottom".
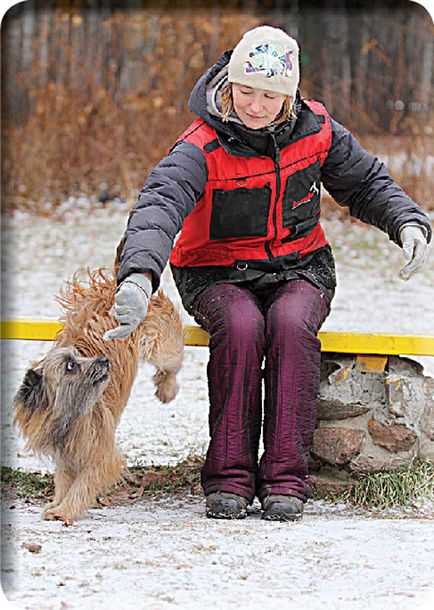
{"left": 261, "top": 495, "right": 304, "bottom": 522}
{"left": 205, "top": 492, "right": 248, "bottom": 520}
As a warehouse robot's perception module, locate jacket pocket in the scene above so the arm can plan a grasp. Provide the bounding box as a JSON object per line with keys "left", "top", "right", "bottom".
{"left": 210, "top": 184, "right": 271, "bottom": 240}
{"left": 282, "top": 160, "right": 321, "bottom": 239}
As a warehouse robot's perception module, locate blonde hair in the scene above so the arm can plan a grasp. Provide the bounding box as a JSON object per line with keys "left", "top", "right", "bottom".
{"left": 220, "top": 83, "right": 293, "bottom": 125}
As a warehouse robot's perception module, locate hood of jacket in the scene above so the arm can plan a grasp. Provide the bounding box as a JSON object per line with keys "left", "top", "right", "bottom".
{"left": 188, "top": 50, "right": 319, "bottom": 158}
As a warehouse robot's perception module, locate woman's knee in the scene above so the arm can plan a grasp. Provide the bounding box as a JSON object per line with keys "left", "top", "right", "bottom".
{"left": 224, "top": 302, "right": 264, "bottom": 346}
{"left": 194, "top": 284, "right": 265, "bottom": 346}
{"left": 266, "top": 282, "right": 330, "bottom": 341}
{"left": 268, "top": 304, "right": 311, "bottom": 342}
{"left": 266, "top": 295, "right": 326, "bottom": 344}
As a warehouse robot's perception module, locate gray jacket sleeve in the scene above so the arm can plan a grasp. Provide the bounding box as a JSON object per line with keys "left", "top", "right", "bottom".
{"left": 117, "top": 142, "right": 208, "bottom": 289}
{"left": 321, "top": 118, "right": 432, "bottom": 246}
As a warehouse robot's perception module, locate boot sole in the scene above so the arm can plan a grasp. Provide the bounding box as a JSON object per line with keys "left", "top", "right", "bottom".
{"left": 261, "top": 511, "right": 302, "bottom": 522}
{"left": 206, "top": 509, "right": 247, "bottom": 520}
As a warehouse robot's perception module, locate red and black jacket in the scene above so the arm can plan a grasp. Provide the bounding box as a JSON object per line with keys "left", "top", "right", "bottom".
{"left": 117, "top": 51, "right": 431, "bottom": 293}
{"left": 170, "top": 100, "right": 331, "bottom": 271}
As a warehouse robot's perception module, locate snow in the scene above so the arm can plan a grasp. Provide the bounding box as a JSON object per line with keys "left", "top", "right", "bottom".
{"left": 2, "top": 497, "right": 434, "bottom": 610}
{"left": 1, "top": 202, "right": 434, "bottom": 609}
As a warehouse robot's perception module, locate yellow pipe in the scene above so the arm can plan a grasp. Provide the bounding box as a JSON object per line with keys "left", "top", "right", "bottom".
{"left": 318, "top": 331, "right": 434, "bottom": 357}
{"left": 1, "top": 319, "right": 64, "bottom": 341}
{"left": 1, "top": 318, "right": 434, "bottom": 356}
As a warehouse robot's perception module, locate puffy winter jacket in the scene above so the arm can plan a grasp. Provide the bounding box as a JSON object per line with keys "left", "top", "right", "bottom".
{"left": 117, "top": 50, "right": 432, "bottom": 311}
{"left": 170, "top": 99, "right": 331, "bottom": 269}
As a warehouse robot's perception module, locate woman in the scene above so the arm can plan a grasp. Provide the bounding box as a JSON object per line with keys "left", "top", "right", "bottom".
{"left": 105, "top": 26, "right": 431, "bottom": 521}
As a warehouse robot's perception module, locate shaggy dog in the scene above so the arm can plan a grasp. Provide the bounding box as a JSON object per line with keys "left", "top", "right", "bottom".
{"left": 13, "top": 267, "right": 184, "bottom": 525}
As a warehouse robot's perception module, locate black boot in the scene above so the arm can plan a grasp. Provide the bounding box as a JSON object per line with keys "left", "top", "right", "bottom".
{"left": 261, "top": 495, "right": 304, "bottom": 521}
{"left": 205, "top": 492, "right": 248, "bottom": 519}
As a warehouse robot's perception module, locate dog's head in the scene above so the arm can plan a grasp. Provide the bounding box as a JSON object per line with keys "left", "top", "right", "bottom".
{"left": 14, "top": 347, "right": 110, "bottom": 447}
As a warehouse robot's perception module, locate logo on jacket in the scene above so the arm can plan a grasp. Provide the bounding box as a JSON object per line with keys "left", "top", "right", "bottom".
{"left": 243, "top": 43, "right": 293, "bottom": 78}
{"left": 293, "top": 182, "right": 319, "bottom": 208}
{"left": 310, "top": 182, "right": 319, "bottom": 195}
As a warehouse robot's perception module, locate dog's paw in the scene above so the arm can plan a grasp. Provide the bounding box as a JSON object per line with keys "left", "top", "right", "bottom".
{"left": 42, "top": 507, "right": 74, "bottom": 526}
{"left": 155, "top": 374, "right": 179, "bottom": 403}
{"left": 42, "top": 503, "right": 58, "bottom": 519}
{"left": 42, "top": 500, "right": 58, "bottom": 511}
{"left": 153, "top": 370, "right": 179, "bottom": 403}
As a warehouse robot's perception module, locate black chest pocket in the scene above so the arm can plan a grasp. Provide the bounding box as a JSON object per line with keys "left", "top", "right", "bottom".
{"left": 210, "top": 184, "right": 271, "bottom": 240}
{"left": 282, "top": 160, "right": 321, "bottom": 239}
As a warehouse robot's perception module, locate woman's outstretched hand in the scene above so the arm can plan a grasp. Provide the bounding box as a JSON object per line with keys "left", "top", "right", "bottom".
{"left": 398, "top": 224, "right": 428, "bottom": 280}
{"left": 104, "top": 273, "right": 152, "bottom": 340}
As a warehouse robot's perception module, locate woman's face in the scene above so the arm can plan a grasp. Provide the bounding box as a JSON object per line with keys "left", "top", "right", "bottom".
{"left": 232, "top": 83, "right": 286, "bottom": 129}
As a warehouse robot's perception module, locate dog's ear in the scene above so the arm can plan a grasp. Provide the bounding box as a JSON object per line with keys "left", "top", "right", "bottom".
{"left": 15, "top": 368, "right": 47, "bottom": 411}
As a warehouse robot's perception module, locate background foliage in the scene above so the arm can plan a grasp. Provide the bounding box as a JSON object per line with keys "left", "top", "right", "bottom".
{"left": 2, "top": 0, "right": 433, "bottom": 212}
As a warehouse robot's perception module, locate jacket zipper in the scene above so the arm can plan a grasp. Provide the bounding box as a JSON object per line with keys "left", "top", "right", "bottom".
{"left": 265, "top": 134, "right": 281, "bottom": 261}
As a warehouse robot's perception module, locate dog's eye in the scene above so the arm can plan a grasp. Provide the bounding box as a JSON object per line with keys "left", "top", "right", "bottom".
{"left": 66, "top": 360, "right": 76, "bottom": 372}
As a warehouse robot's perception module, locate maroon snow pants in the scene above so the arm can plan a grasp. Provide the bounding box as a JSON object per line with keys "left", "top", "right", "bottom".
{"left": 192, "top": 279, "right": 331, "bottom": 503}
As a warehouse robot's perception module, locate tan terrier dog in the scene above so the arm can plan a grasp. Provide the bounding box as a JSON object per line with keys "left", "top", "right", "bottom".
{"left": 13, "top": 267, "right": 184, "bottom": 525}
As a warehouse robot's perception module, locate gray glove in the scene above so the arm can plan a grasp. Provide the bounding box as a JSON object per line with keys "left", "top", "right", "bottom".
{"left": 103, "top": 273, "right": 152, "bottom": 340}
{"left": 398, "top": 224, "right": 428, "bottom": 280}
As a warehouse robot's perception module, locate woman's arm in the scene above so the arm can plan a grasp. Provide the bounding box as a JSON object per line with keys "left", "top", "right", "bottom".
{"left": 117, "top": 141, "right": 208, "bottom": 290}
{"left": 321, "top": 118, "right": 432, "bottom": 246}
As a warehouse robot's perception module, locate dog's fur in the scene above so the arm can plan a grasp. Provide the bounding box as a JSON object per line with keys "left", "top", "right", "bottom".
{"left": 13, "top": 267, "right": 184, "bottom": 524}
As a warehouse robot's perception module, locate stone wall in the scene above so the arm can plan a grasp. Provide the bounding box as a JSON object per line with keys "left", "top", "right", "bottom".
{"left": 310, "top": 355, "right": 434, "bottom": 495}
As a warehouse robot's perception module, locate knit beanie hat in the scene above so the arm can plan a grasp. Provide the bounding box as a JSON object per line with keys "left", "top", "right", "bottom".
{"left": 228, "top": 26, "right": 299, "bottom": 98}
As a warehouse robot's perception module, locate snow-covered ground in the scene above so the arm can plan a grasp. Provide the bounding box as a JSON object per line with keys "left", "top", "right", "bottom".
{"left": 1, "top": 202, "right": 434, "bottom": 610}
{"left": 2, "top": 496, "right": 434, "bottom": 610}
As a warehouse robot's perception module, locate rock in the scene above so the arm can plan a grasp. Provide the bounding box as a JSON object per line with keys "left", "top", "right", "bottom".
{"left": 310, "top": 471, "right": 353, "bottom": 496}
{"left": 388, "top": 356, "right": 424, "bottom": 376}
{"left": 311, "top": 427, "right": 366, "bottom": 466}
{"left": 317, "top": 398, "right": 371, "bottom": 421}
{"left": 348, "top": 454, "right": 411, "bottom": 474}
{"left": 308, "top": 452, "right": 324, "bottom": 472}
{"left": 386, "top": 375, "right": 414, "bottom": 413}
{"left": 385, "top": 374, "right": 426, "bottom": 423}
{"left": 22, "top": 542, "right": 42, "bottom": 554}
{"left": 418, "top": 436, "right": 434, "bottom": 461}
{"left": 420, "top": 377, "right": 434, "bottom": 440}
{"left": 368, "top": 418, "right": 417, "bottom": 453}
{"left": 314, "top": 354, "right": 433, "bottom": 475}
{"left": 318, "top": 355, "right": 385, "bottom": 417}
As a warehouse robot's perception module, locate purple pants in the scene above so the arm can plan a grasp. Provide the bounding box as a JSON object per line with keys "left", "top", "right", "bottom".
{"left": 192, "top": 279, "right": 331, "bottom": 503}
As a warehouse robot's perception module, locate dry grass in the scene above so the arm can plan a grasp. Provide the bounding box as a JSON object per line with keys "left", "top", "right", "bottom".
{"left": 2, "top": 83, "right": 188, "bottom": 212}
{"left": 337, "top": 460, "right": 434, "bottom": 510}
{"left": 4, "top": 81, "right": 432, "bottom": 215}
{"left": 2, "top": 10, "right": 261, "bottom": 214}
{"left": 2, "top": 10, "right": 432, "bottom": 214}
{"left": 0, "top": 456, "right": 203, "bottom": 507}
{"left": 3, "top": 457, "right": 433, "bottom": 511}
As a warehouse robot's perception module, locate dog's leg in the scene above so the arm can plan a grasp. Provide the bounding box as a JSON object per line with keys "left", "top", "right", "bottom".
{"left": 142, "top": 345, "right": 184, "bottom": 403}
{"left": 152, "top": 368, "right": 180, "bottom": 403}
{"left": 43, "top": 452, "right": 124, "bottom": 525}
{"left": 138, "top": 292, "right": 184, "bottom": 404}
{"left": 42, "top": 469, "right": 111, "bottom": 525}
{"left": 42, "top": 468, "right": 74, "bottom": 516}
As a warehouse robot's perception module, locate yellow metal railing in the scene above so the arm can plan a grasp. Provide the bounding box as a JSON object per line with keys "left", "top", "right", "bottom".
{"left": 1, "top": 318, "right": 63, "bottom": 341}
{"left": 1, "top": 318, "right": 434, "bottom": 356}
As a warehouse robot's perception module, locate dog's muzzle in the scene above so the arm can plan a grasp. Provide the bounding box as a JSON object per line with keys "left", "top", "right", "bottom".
{"left": 92, "top": 356, "right": 111, "bottom": 384}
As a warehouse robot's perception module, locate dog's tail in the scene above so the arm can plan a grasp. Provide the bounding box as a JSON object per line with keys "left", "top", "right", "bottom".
{"left": 139, "top": 290, "right": 184, "bottom": 404}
